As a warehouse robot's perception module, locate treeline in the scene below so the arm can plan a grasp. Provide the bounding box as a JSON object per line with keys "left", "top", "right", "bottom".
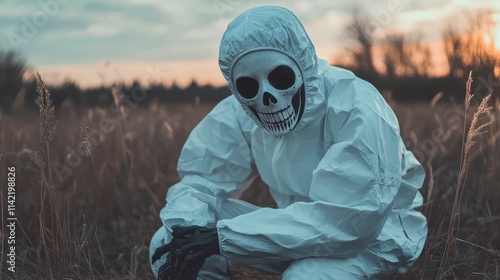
{"left": 337, "top": 9, "right": 499, "bottom": 103}
{"left": 0, "top": 50, "right": 233, "bottom": 113}
{"left": 0, "top": 10, "right": 499, "bottom": 113}
{"left": 1, "top": 74, "right": 232, "bottom": 113}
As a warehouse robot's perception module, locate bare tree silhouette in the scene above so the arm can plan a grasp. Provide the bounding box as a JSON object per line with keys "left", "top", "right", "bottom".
{"left": 337, "top": 8, "right": 498, "bottom": 102}
{"left": 382, "top": 34, "right": 433, "bottom": 79}
{"left": 345, "top": 8, "right": 377, "bottom": 79}
{"left": 444, "top": 10, "right": 498, "bottom": 79}
{"left": 0, "top": 50, "right": 28, "bottom": 112}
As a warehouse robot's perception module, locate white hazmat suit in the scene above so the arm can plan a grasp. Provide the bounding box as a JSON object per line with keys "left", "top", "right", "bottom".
{"left": 150, "top": 6, "right": 427, "bottom": 279}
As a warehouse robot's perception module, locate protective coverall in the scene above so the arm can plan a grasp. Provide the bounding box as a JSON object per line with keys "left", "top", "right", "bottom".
{"left": 150, "top": 6, "right": 427, "bottom": 279}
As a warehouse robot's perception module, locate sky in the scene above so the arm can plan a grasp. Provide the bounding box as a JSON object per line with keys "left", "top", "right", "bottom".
{"left": 1, "top": 0, "right": 499, "bottom": 88}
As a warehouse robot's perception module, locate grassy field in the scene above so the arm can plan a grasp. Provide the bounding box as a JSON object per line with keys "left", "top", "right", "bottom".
{"left": 0, "top": 78, "right": 499, "bottom": 279}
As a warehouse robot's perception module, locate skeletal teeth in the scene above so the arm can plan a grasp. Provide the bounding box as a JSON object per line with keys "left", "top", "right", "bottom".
{"left": 257, "top": 107, "right": 298, "bottom": 127}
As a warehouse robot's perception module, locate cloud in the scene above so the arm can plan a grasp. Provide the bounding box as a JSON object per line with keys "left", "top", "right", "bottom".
{"left": 0, "top": 0, "right": 497, "bottom": 83}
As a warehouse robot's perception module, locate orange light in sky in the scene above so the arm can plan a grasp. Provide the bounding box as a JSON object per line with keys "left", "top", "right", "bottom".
{"left": 495, "top": 13, "right": 500, "bottom": 50}
{"left": 36, "top": 59, "right": 228, "bottom": 89}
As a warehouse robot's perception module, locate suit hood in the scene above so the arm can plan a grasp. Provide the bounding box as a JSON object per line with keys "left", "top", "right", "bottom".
{"left": 219, "top": 6, "right": 326, "bottom": 134}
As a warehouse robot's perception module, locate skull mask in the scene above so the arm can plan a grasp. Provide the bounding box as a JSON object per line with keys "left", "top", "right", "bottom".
{"left": 231, "top": 50, "right": 305, "bottom": 136}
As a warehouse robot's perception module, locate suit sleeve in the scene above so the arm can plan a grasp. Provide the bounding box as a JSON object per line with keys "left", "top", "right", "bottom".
{"left": 160, "top": 97, "right": 255, "bottom": 229}
{"left": 216, "top": 101, "right": 403, "bottom": 264}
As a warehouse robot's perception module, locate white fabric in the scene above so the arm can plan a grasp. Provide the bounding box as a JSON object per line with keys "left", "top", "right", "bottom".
{"left": 150, "top": 198, "right": 289, "bottom": 279}
{"left": 153, "top": 5, "right": 427, "bottom": 278}
{"left": 151, "top": 199, "right": 425, "bottom": 279}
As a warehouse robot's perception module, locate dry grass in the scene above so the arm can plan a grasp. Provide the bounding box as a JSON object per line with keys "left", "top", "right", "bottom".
{"left": 0, "top": 74, "right": 499, "bottom": 279}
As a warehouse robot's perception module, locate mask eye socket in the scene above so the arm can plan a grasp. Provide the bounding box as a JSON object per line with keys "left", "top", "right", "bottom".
{"left": 236, "top": 77, "right": 259, "bottom": 99}
{"left": 268, "top": 65, "right": 295, "bottom": 90}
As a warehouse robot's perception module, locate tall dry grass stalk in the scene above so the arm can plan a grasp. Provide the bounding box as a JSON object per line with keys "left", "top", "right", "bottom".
{"left": 111, "top": 86, "right": 131, "bottom": 166}
{"left": 78, "top": 126, "right": 92, "bottom": 156}
{"left": 35, "top": 72, "right": 57, "bottom": 178}
{"left": 34, "top": 71, "right": 60, "bottom": 277}
{"left": 32, "top": 72, "right": 100, "bottom": 279}
{"left": 444, "top": 72, "right": 494, "bottom": 259}
{"left": 111, "top": 85, "right": 142, "bottom": 232}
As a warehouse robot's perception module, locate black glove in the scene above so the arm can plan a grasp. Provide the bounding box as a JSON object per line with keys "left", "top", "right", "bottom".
{"left": 152, "top": 225, "right": 220, "bottom": 280}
